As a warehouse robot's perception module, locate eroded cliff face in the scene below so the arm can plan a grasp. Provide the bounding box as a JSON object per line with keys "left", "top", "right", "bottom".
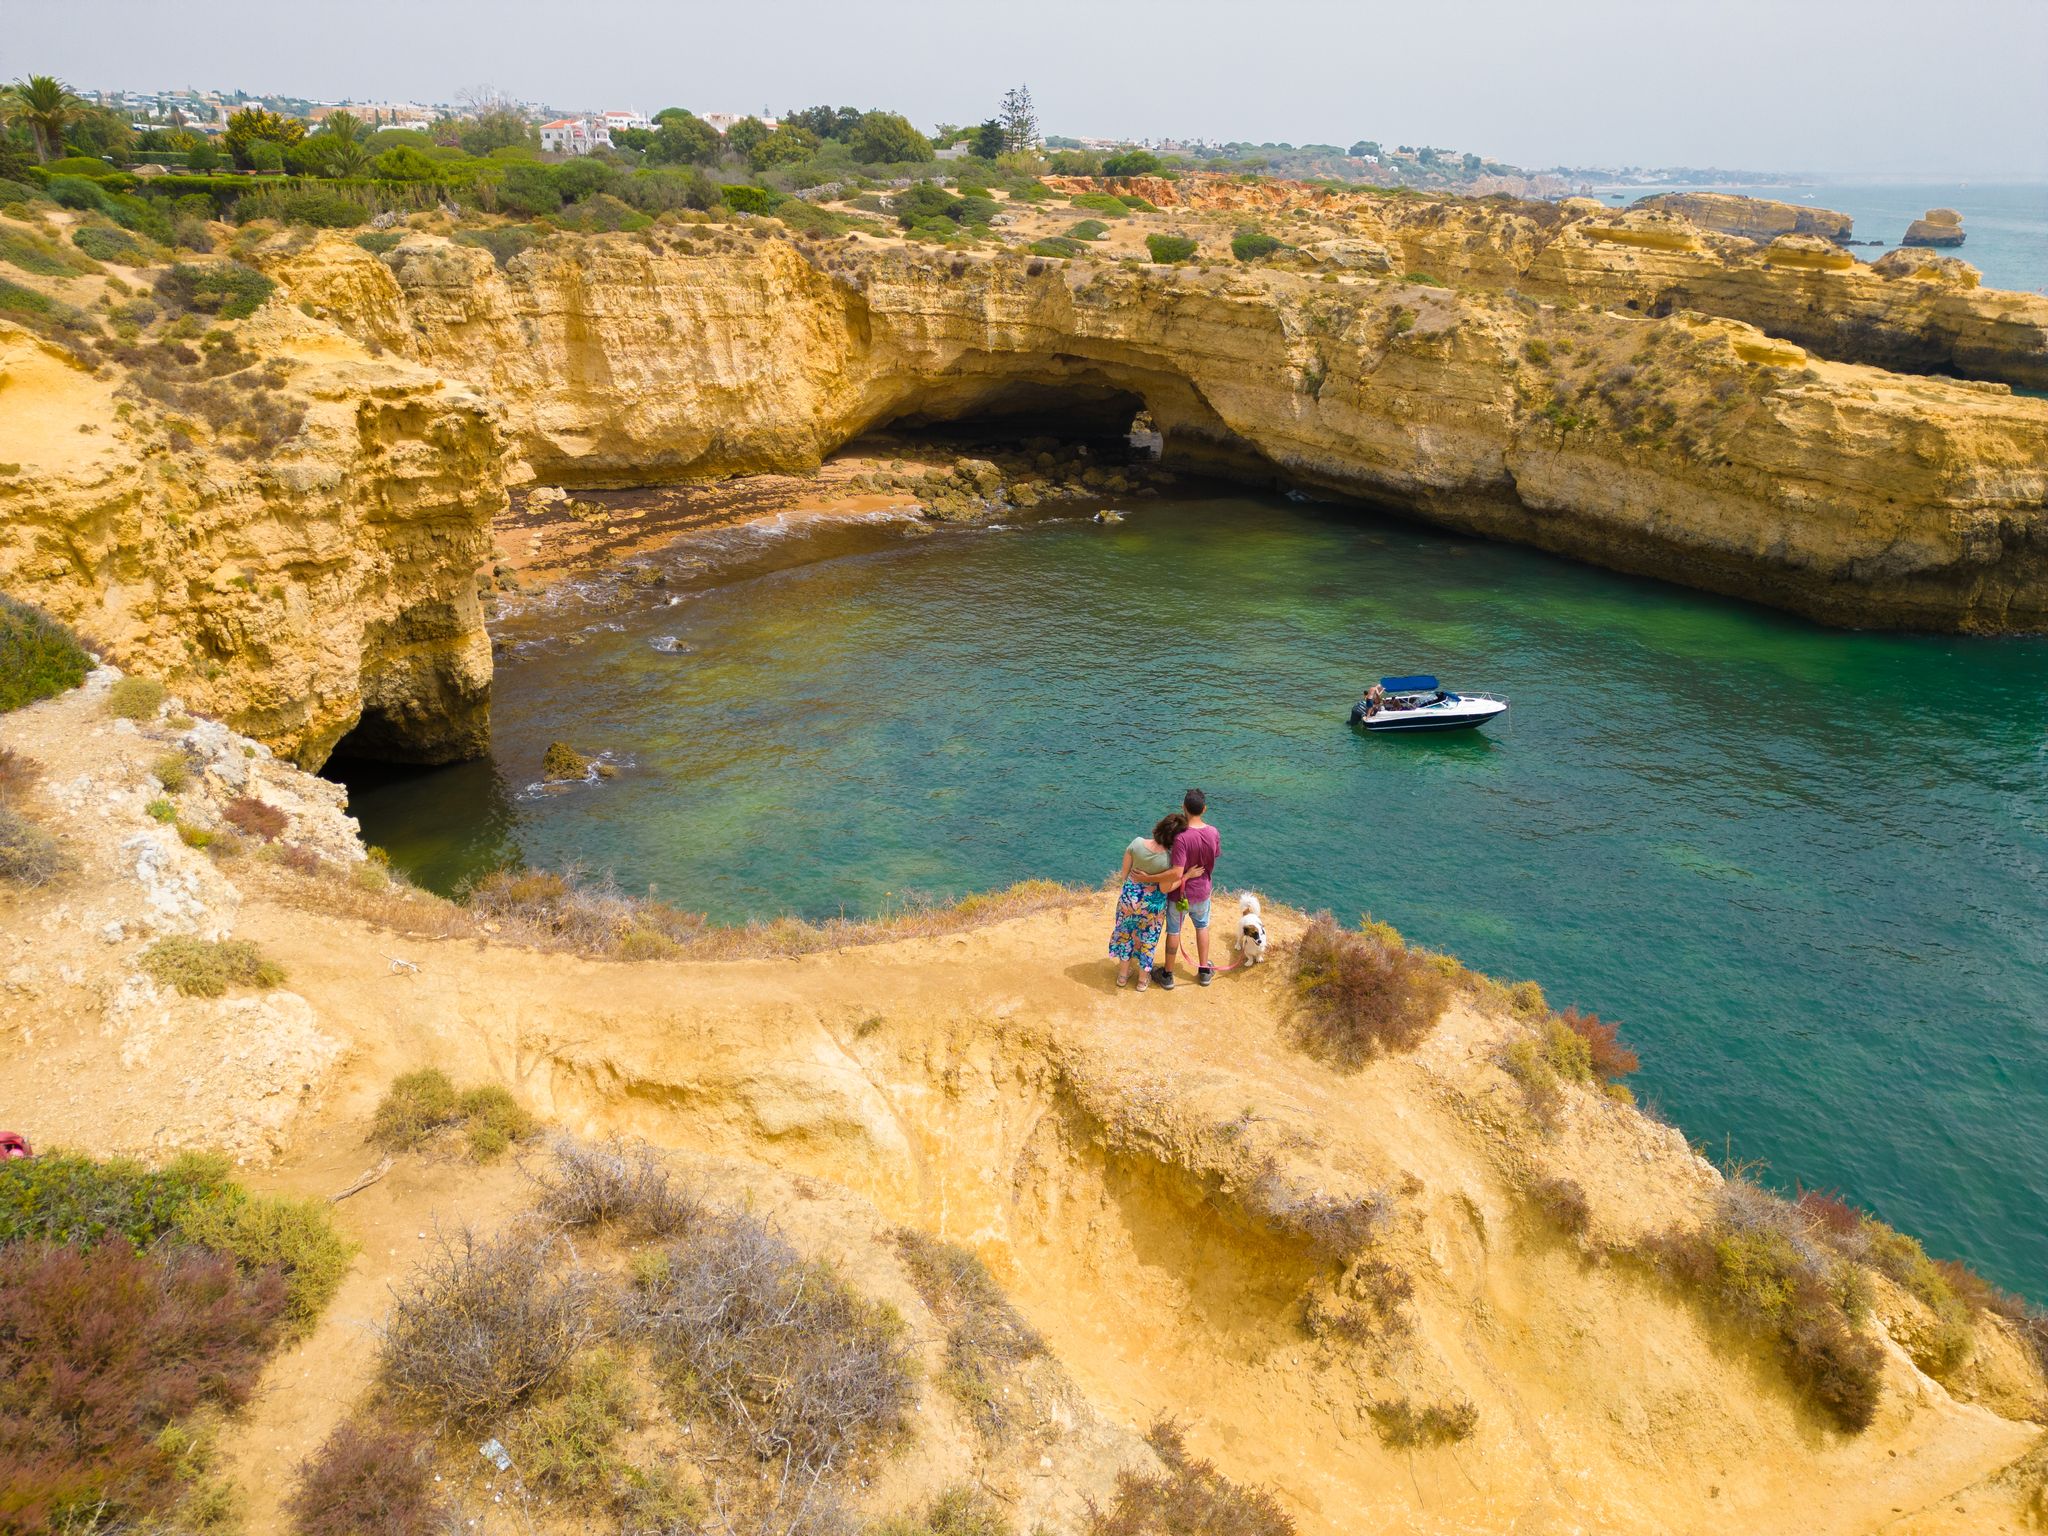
{"left": 282, "top": 230, "right": 2048, "bottom": 632}
{"left": 0, "top": 314, "right": 505, "bottom": 767}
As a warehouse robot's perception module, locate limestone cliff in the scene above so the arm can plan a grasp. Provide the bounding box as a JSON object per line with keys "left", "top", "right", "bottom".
{"left": 280, "top": 230, "right": 2048, "bottom": 633}
{"left": 0, "top": 311, "right": 505, "bottom": 767}
{"left": 1905, "top": 207, "right": 1968, "bottom": 247}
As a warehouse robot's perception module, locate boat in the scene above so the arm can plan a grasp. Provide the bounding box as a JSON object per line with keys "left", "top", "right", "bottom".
{"left": 1349, "top": 675, "right": 1509, "bottom": 734}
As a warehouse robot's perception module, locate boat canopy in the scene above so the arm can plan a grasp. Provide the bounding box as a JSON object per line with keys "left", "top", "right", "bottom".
{"left": 1379, "top": 675, "right": 1438, "bottom": 693}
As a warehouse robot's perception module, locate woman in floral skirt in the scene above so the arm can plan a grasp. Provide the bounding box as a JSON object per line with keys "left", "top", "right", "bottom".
{"left": 1110, "top": 811, "right": 1201, "bottom": 990}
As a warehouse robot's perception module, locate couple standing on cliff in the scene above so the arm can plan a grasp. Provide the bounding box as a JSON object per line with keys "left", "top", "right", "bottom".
{"left": 1108, "top": 788, "right": 1221, "bottom": 992}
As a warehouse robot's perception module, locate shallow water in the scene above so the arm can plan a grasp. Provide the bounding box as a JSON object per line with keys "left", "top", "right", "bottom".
{"left": 342, "top": 495, "right": 2048, "bottom": 1300}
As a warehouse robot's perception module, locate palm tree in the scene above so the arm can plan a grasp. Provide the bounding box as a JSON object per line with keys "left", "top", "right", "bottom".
{"left": 4, "top": 74, "right": 82, "bottom": 163}
{"left": 314, "top": 110, "right": 371, "bottom": 177}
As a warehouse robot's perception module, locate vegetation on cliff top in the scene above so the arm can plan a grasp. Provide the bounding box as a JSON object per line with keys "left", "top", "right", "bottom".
{"left": 0, "top": 593, "right": 90, "bottom": 713}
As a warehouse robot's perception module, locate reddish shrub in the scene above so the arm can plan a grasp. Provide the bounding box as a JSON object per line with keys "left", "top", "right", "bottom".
{"left": 0, "top": 1240, "right": 287, "bottom": 1528}
{"left": 1532, "top": 1176, "right": 1592, "bottom": 1236}
{"left": 1795, "top": 1189, "right": 1863, "bottom": 1238}
{"left": 1556, "top": 1007, "right": 1638, "bottom": 1082}
{"left": 223, "top": 796, "right": 287, "bottom": 841}
{"left": 286, "top": 1421, "right": 448, "bottom": 1536}
{"left": 277, "top": 843, "right": 323, "bottom": 876}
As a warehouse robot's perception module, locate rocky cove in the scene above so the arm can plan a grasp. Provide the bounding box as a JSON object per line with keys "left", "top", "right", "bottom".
{"left": 5, "top": 180, "right": 2048, "bottom": 1535}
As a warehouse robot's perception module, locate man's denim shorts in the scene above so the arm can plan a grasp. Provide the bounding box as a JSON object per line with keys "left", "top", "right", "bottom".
{"left": 1166, "top": 895, "right": 1211, "bottom": 932}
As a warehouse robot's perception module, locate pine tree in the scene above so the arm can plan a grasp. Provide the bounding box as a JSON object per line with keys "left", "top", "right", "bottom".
{"left": 998, "top": 85, "right": 1037, "bottom": 153}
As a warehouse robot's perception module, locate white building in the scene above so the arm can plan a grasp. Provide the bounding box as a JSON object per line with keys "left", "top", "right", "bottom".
{"left": 602, "top": 109, "right": 651, "bottom": 134}
{"left": 540, "top": 117, "right": 614, "bottom": 155}
{"left": 700, "top": 112, "right": 778, "bottom": 136}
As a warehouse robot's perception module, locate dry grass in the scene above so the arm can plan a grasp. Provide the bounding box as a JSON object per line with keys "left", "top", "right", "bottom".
{"left": 627, "top": 1207, "right": 914, "bottom": 1507}
{"left": 892, "top": 1228, "right": 1046, "bottom": 1433}
{"left": 1301, "top": 1257, "right": 1413, "bottom": 1343}
{"left": 378, "top": 1226, "right": 600, "bottom": 1424}
{"left": 150, "top": 749, "right": 192, "bottom": 792}
{"left": 871, "top": 1487, "right": 1012, "bottom": 1536}
{"left": 1086, "top": 1417, "right": 1295, "bottom": 1536}
{"left": 530, "top": 1134, "right": 700, "bottom": 1237}
{"left": 223, "top": 794, "right": 287, "bottom": 841}
{"left": 1245, "top": 1162, "right": 1389, "bottom": 1264}
{"left": 1531, "top": 1175, "right": 1592, "bottom": 1237}
{"left": 139, "top": 935, "right": 285, "bottom": 997}
{"left": 1289, "top": 916, "right": 1451, "bottom": 1069}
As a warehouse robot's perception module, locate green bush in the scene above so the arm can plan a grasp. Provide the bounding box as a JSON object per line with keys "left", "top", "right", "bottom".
{"left": 1144, "top": 233, "right": 1199, "bottom": 265}
{"left": 40, "top": 156, "right": 132, "bottom": 183}
{"left": 155, "top": 261, "right": 275, "bottom": 320}
{"left": 139, "top": 936, "right": 286, "bottom": 997}
{"left": 354, "top": 231, "right": 402, "bottom": 254}
{"left": 106, "top": 675, "right": 165, "bottom": 719}
{"left": 1066, "top": 219, "right": 1110, "bottom": 241}
{"left": 454, "top": 225, "right": 539, "bottom": 269}
{"left": 0, "top": 1149, "right": 236, "bottom": 1248}
{"left": 893, "top": 181, "right": 963, "bottom": 225}
{"left": 1231, "top": 229, "right": 1284, "bottom": 261}
{"left": 953, "top": 194, "right": 999, "bottom": 227}
{"left": 260, "top": 189, "right": 369, "bottom": 229}
{"left": 176, "top": 1185, "right": 358, "bottom": 1334}
{"left": 553, "top": 193, "right": 650, "bottom": 234}
{"left": 495, "top": 163, "right": 561, "bottom": 217}
{"left": 0, "top": 594, "right": 91, "bottom": 712}
{"left": 72, "top": 224, "right": 149, "bottom": 264}
{"left": 1118, "top": 195, "right": 1159, "bottom": 213}
{"left": 1068, "top": 191, "right": 1128, "bottom": 215}
{"left": 45, "top": 174, "right": 111, "bottom": 213}
{"left": 719, "top": 184, "right": 778, "bottom": 215}
{"left": 1101, "top": 149, "right": 1162, "bottom": 176}
{"left": 370, "top": 1068, "right": 537, "bottom": 1159}
{"left": 1028, "top": 237, "right": 1085, "bottom": 258}
{"left": 457, "top": 1085, "right": 537, "bottom": 1160}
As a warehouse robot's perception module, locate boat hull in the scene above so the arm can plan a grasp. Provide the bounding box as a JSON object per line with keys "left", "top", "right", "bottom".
{"left": 1350, "top": 697, "right": 1509, "bottom": 733}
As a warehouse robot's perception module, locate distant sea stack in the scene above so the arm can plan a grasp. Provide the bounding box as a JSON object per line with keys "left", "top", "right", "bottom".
{"left": 1636, "top": 191, "right": 1853, "bottom": 243}
{"left": 1903, "top": 208, "right": 1967, "bottom": 247}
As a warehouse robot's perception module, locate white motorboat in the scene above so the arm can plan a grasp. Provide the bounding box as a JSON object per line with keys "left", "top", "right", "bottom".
{"left": 1349, "top": 675, "right": 1509, "bottom": 734}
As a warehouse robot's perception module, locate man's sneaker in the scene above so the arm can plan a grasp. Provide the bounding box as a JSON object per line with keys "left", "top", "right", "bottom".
{"left": 1151, "top": 967, "right": 1176, "bottom": 990}
{"left": 1198, "top": 967, "right": 1215, "bottom": 987}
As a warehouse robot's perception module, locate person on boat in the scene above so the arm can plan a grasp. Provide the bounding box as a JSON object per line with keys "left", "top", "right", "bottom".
{"left": 1109, "top": 811, "right": 1200, "bottom": 990}
{"left": 1156, "top": 788, "right": 1222, "bottom": 989}
{"left": 1361, "top": 683, "right": 1388, "bottom": 717}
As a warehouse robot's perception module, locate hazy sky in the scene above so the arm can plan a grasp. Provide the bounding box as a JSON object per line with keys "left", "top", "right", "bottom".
{"left": 12, "top": 1, "right": 2048, "bottom": 176}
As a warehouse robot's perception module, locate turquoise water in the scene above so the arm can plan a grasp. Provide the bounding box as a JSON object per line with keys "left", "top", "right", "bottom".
{"left": 1596, "top": 180, "right": 2048, "bottom": 295}
{"left": 342, "top": 496, "right": 2048, "bottom": 1302}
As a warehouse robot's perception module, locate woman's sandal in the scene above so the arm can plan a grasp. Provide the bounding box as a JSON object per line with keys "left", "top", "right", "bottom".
{"left": 1116, "top": 971, "right": 1129, "bottom": 989}
{"left": 1135, "top": 971, "right": 1151, "bottom": 992}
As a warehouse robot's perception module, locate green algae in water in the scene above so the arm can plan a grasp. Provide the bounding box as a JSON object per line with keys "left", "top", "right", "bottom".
{"left": 340, "top": 494, "right": 2048, "bottom": 1303}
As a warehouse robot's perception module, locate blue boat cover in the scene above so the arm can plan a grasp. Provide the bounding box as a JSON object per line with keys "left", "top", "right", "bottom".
{"left": 1380, "top": 674, "right": 1438, "bottom": 692}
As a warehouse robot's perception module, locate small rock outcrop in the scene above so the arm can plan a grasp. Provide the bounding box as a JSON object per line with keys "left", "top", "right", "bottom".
{"left": 1903, "top": 208, "right": 1967, "bottom": 247}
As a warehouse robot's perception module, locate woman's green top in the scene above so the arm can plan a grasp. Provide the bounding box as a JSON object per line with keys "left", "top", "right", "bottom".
{"left": 1127, "top": 837, "right": 1172, "bottom": 878}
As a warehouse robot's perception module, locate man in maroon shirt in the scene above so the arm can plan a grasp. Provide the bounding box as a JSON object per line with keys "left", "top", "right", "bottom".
{"left": 1154, "top": 788, "right": 1220, "bottom": 989}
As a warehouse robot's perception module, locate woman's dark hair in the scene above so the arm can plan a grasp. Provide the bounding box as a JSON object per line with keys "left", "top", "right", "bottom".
{"left": 1152, "top": 811, "right": 1189, "bottom": 848}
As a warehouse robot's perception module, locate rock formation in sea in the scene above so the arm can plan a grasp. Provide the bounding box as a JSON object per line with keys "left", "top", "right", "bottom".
{"left": 1637, "top": 190, "right": 1855, "bottom": 243}
{"left": 1904, "top": 207, "right": 1968, "bottom": 247}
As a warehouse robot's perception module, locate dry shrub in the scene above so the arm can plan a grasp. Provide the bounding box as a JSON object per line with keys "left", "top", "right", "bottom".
{"left": 140, "top": 935, "right": 285, "bottom": 996}
{"left": 1086, "top": 1417, "right": 1294, "bottom": 1536}
{"left": 531, "top": 1134, "right": 699, "bottom": 1236}
{"left": 1289, "top": 915, "right": 1450, "bottom": 1068}
{"left": 1246, "top": 1165, "right": 1388, "bottom": 1264}
{"left": 1367, "top": 1395, "right": 1479, "bottom": 1448}
{"left": 627, "top": 1208, "right": 915, "bottom": 1494}
{"left": 892, "top": 1229, "right": 1045, "bottom": 1433}
{"left": 286, "top": 1420, "right": 448, "bottom": 1536}
{"left": 0, "top": 804, "right": 66, "bottom": 887}
{"left": 370, "top": 1069, "right": 536, "bottom": 1161}
{"left": 223, "top": 794, "right": 287, "bottom": 841}
{"left": 1302, "top": 1256, "right": 1414, "bottom": 1343}
{"left": 0, "top": 1240, "right": 287, "bottom": 1530}
{"left": 277, "top": 842, "right": 323, "bottom": 876}
{"left": 504, "top": 1349, "right": 638, "bottom": 1497}
{"left": 378, "top": 1227, "right": 599, "bottom": 1424}
{"left": 106, "top": 675, "right": 166, "bottom": 720}
{"left": 1532, "top": 1175, "right": 1592, "bottom": 1237}
{"left": 0, "top": 745, "right": 43, "bottom": 800}
{"left": 1639, "top": 1181, "right": 1885, "bottom": 1430}
{"left": 151, "top": 749, "right": 192, "bottom": 792}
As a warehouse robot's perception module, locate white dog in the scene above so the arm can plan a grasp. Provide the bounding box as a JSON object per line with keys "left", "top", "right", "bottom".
{"left": 1237, "top": 892, "right": 1268, "bottom": 966}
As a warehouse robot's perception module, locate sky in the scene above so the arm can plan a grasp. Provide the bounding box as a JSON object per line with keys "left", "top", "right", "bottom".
{"left": 10, "top": 0, "right": 2048, "bottom": 177}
